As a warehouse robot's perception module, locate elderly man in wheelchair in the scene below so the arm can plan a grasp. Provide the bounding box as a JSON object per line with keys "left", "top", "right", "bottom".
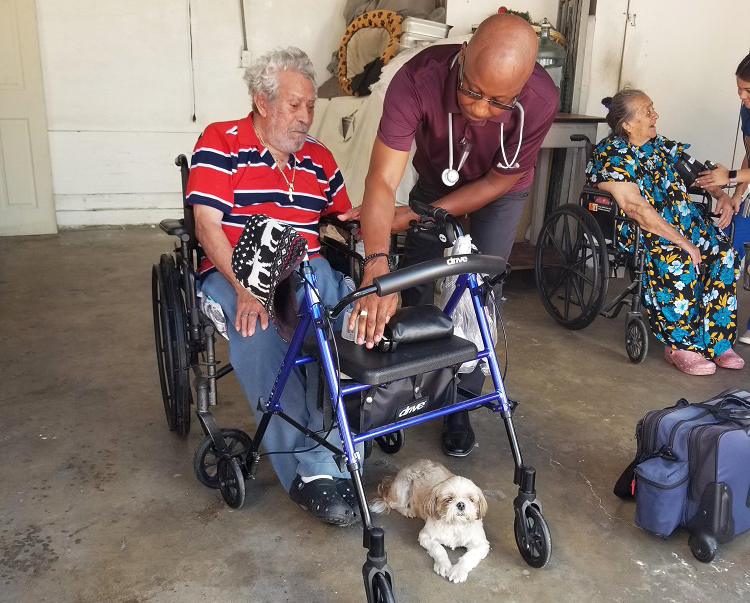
{"left": 188, "top": 47, "right": 363, "bottom": 526}
{"left": 541, "top": 88, "right": 742, "bottom": 375}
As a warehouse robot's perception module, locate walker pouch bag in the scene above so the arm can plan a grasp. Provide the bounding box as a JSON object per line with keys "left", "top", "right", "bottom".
{"left": 376, "top": 305, "right": 454, "bottom": 352}
{"left": 616, "top": 389, "right": 750, "bottom": 547}
{"left": 344, "top": 366, "right": 458, "bottom": 433}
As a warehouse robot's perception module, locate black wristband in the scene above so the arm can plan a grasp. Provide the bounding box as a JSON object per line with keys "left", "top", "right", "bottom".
{"left": 363, "top": 252, "right": 390, "bottom": 266}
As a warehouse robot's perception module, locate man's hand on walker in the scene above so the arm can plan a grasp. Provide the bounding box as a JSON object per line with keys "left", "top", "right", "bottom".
{"left": 350, "top": 256, "right": 398, "bottom": 348}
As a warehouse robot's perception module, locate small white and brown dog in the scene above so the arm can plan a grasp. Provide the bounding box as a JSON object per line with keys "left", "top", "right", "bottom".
{"left": 369, "top": 459, "right": 489, "bottom": 583}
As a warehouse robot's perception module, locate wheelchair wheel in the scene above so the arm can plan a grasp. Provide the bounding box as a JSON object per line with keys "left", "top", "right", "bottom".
{"left": 193, "top": 429, "right": 253, "bottom": 489}
{"left": 217, "top": 457, "right": 246, "bottom": 509}
{"left": 152, "top": 254, "right": 191, "bottom": 437}
{"left": 535, "top": 204, "right": 609, "bottom": 330}
{"left": 371, "top": 571, "right": 395, "bottom": 603}
{"left": 375, "top": 430, "right": 404, "bottom": 454}
{"left": 625, "top": 317, "right": 649, "bottom": 364}
{"left": 514, "top": 505, "right": 551, "bottom": 568}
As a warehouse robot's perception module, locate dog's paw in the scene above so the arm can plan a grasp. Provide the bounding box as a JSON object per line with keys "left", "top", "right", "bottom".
{"left": 433, "top": 559, "right": 452, "bottom": 578}
{"left": 448, "top": 564, "right": 469, "bottom": 583}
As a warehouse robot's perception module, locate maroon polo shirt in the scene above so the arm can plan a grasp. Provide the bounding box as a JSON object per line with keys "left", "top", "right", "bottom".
{"left": 377, "top": 44, "right": 559, "bottom": 196}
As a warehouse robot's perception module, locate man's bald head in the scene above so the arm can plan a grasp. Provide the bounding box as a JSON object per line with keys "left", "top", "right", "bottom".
{"left": 460, "top": 14, "right": 539, "bottom": 110}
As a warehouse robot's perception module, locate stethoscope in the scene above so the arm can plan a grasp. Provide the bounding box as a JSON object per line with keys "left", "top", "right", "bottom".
{"left": 441, "top": 56, "right": 526, "bottom": 187}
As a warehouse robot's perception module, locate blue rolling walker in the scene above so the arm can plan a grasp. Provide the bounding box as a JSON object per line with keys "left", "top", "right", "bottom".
{"left": 154, "top": 181, "right": 551, "bottom": 602}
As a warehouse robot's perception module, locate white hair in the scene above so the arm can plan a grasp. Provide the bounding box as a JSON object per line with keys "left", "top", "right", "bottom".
{"left": 243, "top": 47, "right": 316, "bottom": 107}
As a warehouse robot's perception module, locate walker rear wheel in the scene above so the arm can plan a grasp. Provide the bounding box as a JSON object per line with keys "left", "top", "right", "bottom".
{"left": 375, "top": 430, "right": 404, "bottom": 454}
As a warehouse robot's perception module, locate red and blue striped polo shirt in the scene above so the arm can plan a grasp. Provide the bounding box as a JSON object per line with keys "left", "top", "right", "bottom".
{"left": 186, "top": 113, "right": 351, "bottom": 276}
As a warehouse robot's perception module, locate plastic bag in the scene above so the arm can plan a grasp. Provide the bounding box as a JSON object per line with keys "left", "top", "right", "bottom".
{"left": 437, "top": 234, "right": 497, "bottom": 374}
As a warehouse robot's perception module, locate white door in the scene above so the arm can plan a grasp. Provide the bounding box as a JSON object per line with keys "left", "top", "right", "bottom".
{"left": 0, "top": 0, "right": 56, "bottom": 236}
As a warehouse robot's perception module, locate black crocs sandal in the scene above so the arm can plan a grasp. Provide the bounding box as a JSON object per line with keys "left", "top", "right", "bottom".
{"left": 289, "top": 475, "right": 359, "bottom": 526}
{"left": 334, "top": 478, "right": 361, "bottom": 516}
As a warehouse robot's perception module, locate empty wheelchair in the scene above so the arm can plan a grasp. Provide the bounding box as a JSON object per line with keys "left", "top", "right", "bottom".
{"left": 534, "top": 135, "right": 730, "bottom": 364}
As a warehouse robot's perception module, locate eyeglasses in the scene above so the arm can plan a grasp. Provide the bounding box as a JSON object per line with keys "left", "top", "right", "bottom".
{"left": 458, "top": 58, "right": 519, "bottom": 111}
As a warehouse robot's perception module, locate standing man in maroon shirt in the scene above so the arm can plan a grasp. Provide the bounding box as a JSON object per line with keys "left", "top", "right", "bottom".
{"left": 351, "top": 14, "right": 559, "bottom": 456}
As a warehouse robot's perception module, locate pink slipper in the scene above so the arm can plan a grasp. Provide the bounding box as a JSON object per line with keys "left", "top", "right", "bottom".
{"left": 714, "top": 349, "right": 745, "bottom": 370}
{"left": 664, "top": 347, "right": 716, "bottom": 376}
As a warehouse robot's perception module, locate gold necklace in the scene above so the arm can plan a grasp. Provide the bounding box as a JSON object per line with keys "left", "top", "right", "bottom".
{"left": 253, "top": 119, "right": 296, "bottom": 202}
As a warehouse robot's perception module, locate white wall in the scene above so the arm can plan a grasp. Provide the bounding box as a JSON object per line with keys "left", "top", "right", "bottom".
{"left": 445, "top": 0, "right": 560, "bottom": 33}
{"left": 581, "top": 0, "right": 750, "bottom": 168}
{"left": 36, "top": 0, "right": 347, "bottom": 227}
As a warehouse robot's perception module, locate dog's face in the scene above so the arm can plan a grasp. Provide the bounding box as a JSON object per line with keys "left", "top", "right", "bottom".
{"left": 423, "top": 476, "right": 487, "bottom": 524}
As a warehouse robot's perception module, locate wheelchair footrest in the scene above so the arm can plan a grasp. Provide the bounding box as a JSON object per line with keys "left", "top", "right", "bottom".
{"left": 304, "top": 333, "right": 477, "bottom": 384}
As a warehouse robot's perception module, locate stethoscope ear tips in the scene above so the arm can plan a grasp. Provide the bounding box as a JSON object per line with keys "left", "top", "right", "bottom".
{"left": 442, "top": 168, "right": 460, "bottom": 187}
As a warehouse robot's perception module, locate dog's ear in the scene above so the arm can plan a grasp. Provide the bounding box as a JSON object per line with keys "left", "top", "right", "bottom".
{"left": 476, "top": 488, "right": 488, "bottom": 519}
{"left": 421, "top": 486, "right": 439, "bottom": 519}
{"left": 377, "top": 475, "right": 394, "bottom": 499}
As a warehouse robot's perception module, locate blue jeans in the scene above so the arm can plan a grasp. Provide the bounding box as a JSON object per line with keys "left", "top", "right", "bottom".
{"left": 202, "top": 257, "right": 359, "bottom": 492}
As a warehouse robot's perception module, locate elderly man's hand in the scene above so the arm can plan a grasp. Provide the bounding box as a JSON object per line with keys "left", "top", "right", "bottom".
{"left": 349, "top": 257, "right": 398, "bottom": 348}
{"left": 235, "top": 288, "right": 269, "bottom": 337}
{"left": 336, "top": 206, "right": 361, "bottom": 222}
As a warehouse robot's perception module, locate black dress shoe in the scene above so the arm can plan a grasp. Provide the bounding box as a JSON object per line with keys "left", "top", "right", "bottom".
{"left": 441, "top": 410, "right": 476, "bottom": 457}
{"left": 288, "top": 475, "right": 359, "bottom": 526}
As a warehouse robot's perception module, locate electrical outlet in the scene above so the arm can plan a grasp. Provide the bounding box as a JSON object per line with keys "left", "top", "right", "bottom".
{"left": 240, "top": 50, "right": 252, "bottom": 68}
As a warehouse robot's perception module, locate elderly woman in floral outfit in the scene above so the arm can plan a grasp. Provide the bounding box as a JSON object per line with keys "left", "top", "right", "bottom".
{"left": 587, "top": 88, "right": 743, "bottom": 375}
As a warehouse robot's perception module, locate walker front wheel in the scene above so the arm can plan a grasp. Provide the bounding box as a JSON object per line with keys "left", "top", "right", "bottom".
{"left": 372, "top": 571, "right": 395, "bottom": 603}
{"left": 514, "top": 505, "right": 551, "bottom": 568}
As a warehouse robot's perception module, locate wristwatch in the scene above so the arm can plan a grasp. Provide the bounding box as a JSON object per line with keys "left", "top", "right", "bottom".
{"left": 729, "top": 169, "right": 738, "bottom": 185}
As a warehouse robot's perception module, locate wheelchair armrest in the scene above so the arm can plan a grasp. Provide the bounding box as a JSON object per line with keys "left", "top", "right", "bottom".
{"left": 374, "top": 254, "right": 507, "bottom": 296}
{"left": 159, "top": 218, "right": 190, "bottom": 242}
{"left": 320, "top": 214, "right": 360, "bottom": 236}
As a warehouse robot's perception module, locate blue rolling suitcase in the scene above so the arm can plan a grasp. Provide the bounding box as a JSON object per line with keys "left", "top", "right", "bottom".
{"left": 615, "top": 389, "right": 750, "bottom": 562}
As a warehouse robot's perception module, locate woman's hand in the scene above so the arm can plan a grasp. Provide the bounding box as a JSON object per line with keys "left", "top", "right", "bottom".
{"left": 714, "top": 194, "right": 738, "bottom": 229}
{"left": 235, "top": 288, "right": 269, "bottom": 337}
{"left": 679, "top": 240, "right": 703, "bottom": 270}
{"left": 695, "top": 164, "right": 729, "bottom": 188}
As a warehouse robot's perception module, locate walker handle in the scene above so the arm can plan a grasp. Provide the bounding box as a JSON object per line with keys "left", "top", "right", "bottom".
{"left": 373, "top": 254, "right": 507, "bottom": 297}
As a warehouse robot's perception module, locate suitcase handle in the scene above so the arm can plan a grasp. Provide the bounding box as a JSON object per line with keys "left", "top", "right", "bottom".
{"left": 693, "top": 396, "right": 750, "bottom": 421}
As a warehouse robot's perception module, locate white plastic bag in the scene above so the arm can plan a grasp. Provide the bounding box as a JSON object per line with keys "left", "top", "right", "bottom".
{"left": 437, "top": 234, "right": 497, "bottom": 375}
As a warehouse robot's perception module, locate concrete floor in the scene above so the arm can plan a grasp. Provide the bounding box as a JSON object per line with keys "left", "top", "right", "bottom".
{"left": 2, "top": 226, "right": 750, "bottom": 603}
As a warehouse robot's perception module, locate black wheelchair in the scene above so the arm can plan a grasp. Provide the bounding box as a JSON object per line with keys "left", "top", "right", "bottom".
{"left": 151, "top": 155, "right": 396, "bottom": 452}
{"left": 152, "top": 155, "right": 551, "bottom": 602}
{"left": 534, "top": 135, "right": 730, "bottom": 363}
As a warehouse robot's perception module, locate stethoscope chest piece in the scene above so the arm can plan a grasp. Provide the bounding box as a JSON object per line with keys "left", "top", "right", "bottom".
{"left": 442, "top": 167, "right": 460, "bottom": 187}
